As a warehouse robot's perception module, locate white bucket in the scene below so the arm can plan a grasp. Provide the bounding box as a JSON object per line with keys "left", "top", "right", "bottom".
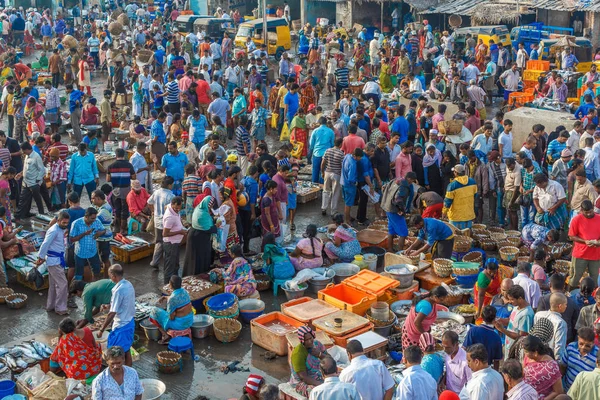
{"left": 104, "top": 141, "right": 116, "bottom": 152}
{"left": 363, "top": 253, "right": 378, "bottom": 272}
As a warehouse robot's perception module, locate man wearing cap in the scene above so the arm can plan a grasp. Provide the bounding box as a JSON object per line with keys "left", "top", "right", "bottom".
{"left": 243, "top": 374, "right": 266, "bottom": 399}
{"left": 178, "top": 131, "right": 199, "bottom": 164}
{"left": 550, "top": 148, "right": 572, "bottom": 192}
{"left": 443, "top": 164, "right": 477, "bottom": 229}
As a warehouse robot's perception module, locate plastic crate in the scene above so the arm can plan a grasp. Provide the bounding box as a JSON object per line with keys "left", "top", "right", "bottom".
{"left": 523, "top": 69, "right": 546, "bottom": 81}
{"left": 508, "top": 92, "right": 534, "bottom": 107}
{"left": 522, "top": 79, "right": 538, "bottom": 89}
{"left": 526, "top": 60, "right": 550, "bottom": 71}
{"left": 251, "top": 312, "right": 304, "bottom": 356}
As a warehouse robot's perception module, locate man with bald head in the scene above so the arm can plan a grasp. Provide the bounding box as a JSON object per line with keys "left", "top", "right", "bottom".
{"left": 309, "top": 356, "right": 360, "bottom": 400}
{"left": 535, "top": 293, "right": 568, "bottom": 360}
{"left": 491, "top": 278, "right": 514, "bottom": 319}
{"left": 538, "top": 273, "right": 580, "bottom": 343}
{"left": 96, "top": 264, "right": 136, "bottom": 366}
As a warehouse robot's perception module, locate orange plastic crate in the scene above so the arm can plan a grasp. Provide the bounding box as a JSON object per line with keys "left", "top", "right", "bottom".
{"left": 318, "top": 322, "right": 375, "bottom": 347}
{"left": 523, "top": 88, "right": 535, "bottom": 95}
{"left": 523, "top": 69, "right": 547, "bottom": 81}
{"left": 251, "top": 312, "right": 305, "bottom": 356}
{"left": 508, "top": 92, "right": 533, "bottom": 107}
{"left": 526, "top": 60, "right": 550, "bottom": 71}
{"left": 523, "top": 80, "right": 538, "bottom": 89}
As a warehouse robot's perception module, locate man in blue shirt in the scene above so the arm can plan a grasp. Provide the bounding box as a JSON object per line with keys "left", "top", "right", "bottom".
{"left": 462, "top": 305, "right": 503, "bottom": 364}
{"left": 41, "top": 20, "right": 52, "bottom": 50}
{"left": 160, "top": 141, "right": 188, "bottom": 196}
{"left": 28, "top": 79, "right": 39, "bottom": 100}
{"left": 154, "top": 45, "right": 166, "bottom": 74}
{"left": 70, "top": 207, "right": 106, "bottom": 281}
{"left": 68, "top": 142, "right": 99, "bottom": 201}
{"left": 284, "top": 83, "right": 300, "bottom": 123}
{"left": 356, "top": 144, "right": 377, "bottom": 225}
{"left": 406, "top": 215, "right": 455, "bottom": 259}
{"left": 341, "top": 148, "right": 363, "bottom": 224}
{"left": 66, "top": 84, "right": 85, "bottom": 143}
{"left": 391, "top": 104, "right": 409, "bottom": 144}
{"left": 240, "top": 166, "right": 259, "bottom": 254}
{"left": 309, "top": 116, "right": 335, "bottom": 184}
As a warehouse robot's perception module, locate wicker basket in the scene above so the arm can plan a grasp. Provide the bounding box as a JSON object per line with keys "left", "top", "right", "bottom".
{"left": 490, "top": 233, "right": 508, "bottom": 242}
{"left": 472, "top": 224, "right": 487, "bottom": 231}
{"left": 213, "top": 318, "right": 242, "bottom": 343}
{"left": 554, "top": 260, "right": 572, "bottom": 275}
{"left": 505, "top": 230, "right": 521, "bottom": 238}
{"left": 441, "top": 293, "right": 466, "bottom": 306}
{"left": 461, "top": 251, "right": 483, "bottom": 265}
{"left": 518, "top": 245, "right": 530, "bottom": 256}
{"left": 0, "top": 287, "right": 14, "bottom": 304}
{"left": 209, "top": 302, "right": 239, "bottom": 318}
{"left": 471, "top": 229, "right": 490, "bottom": 237}
{"left": 433, "top": 258, "right": 454, "bottom": 278}
{"left": 438, "top": 119, "right": 463, "bottom": 135}
{"left": 517, "top": 256, "right": 531, "bottom": 264}
{"left": 108, "top": 21, "right": 124, "bottom": 35}
{"left": 499, "top": 246, "right": 519, "bottom": 262}
{"left": 62, "top": 35, "right": 79, "bottom": 49}
{"left": 117, "top": 13, "right": 130, "bottom": 26}
{"left": 488, "top": 227, "right": 505, "bottom": 234}
{"left": 6, "top": 293, "right": 27, "bottom": 309}
{"left": 401, "top": 252, "right": 421, "bottom": 265}
{"left": 365, "top": 309, "right": 396, "bottom": 327}
{"left": 255, "top": 274, "right": 272, "bottom": 291}
{"left": 480, "top": 239, "right": 497, "bottom": 251}
{"left": 453, "top": 266, "right": 480, "bottom": 276}
{"left": 506, "top": 237, "right": 521, "bottom": 247}
{"left": 157, "top": 351, "right": 181, "bottom": 366}
{"left": 498, "top": 240, "right": 512, "bottom": 249}
{"left": 453, "top": 237, "right": 473, "bottom": 252}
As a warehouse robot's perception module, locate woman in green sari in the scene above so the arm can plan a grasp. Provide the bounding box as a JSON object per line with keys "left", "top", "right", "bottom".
{"left": 379, "top": 57, "right": 393, "bottom": 93}
{"left": 290, "top": 108, "right": 308, "bottom": 158}
{"left": 261, "top": 233, "right": 295, "bottom": 281}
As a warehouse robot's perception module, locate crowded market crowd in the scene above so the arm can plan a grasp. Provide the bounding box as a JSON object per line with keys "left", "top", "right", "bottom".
{"left": 0, "top": 1, "right": 599, "bottom": 400}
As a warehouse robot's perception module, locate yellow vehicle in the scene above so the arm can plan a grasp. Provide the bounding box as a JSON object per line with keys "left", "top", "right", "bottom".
{"left": 235, "top": 18, "right": 291, "bottom": 60}
{"left": 454, "top": 25, "right": 512, "bottom": 50}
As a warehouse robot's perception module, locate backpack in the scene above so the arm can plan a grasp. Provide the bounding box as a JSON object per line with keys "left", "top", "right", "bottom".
{"left": 382, "top": 179, "right": 412, "bottom": 214}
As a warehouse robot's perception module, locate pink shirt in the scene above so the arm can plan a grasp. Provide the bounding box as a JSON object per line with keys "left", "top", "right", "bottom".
{"left": 531, "top": 263, "right": 548, "bottom": 283}
{"left": 444, "top": 347, "right": 472, "bottom": 393}
{"left": 162, "top": 205, "right": 185, "bottom": 244}
{"left": 341, "top": 134, "right": 365, "bottom": 155}
{"left": 178, "top": 76, "right": 193, "bottom": 93}
{"left": 432, "top": 113, "right": 445, "bottom": 130}
{"left": 394, "top": 152, "right": 412, "bottom": 182}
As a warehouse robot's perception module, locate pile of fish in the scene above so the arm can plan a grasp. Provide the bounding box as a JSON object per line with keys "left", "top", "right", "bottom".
{"left": 110, "top": 235, "right": 151, "bottom": 251}
{"left": 431, "top": 319, "right": 468, "bottom": 341}
{"left": 0, "top": 341, "right": 53, "bottom": 372}
{"left": 134, "top": 302, "right": 154, "bottom": 322}
{"left": 163, "top": 276, "right": 213, "bottom": 294}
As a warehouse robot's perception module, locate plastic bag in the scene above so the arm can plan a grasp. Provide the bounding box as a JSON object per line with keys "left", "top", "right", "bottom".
{"left": 212, "top": 223, "right": 230, "bottom": 252}
{"left": 271, "top": 113, "right": 278, "bottom": 129}
{"left": 280, "top": 122, "right": 290, "bottom": 142}
{"left": 290, "top": 141, "right": 304, "bottom": 159}
{"left": 26, "top": 267, "right": 45, "bottom": 289}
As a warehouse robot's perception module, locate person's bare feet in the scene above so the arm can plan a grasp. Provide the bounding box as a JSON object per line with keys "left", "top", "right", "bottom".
{"left": 55, "top": 310, "right": 70, "bottom": 316}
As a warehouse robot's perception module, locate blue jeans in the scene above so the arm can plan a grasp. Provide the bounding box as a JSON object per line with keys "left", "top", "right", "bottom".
{"left": 521, "top": 203, "right": 535, "bottom": 228}
{"left": 73, "top": 180, "right": 97, "bottom": 202}
{"left": 312, "top": 155, "right": 323, "bottom": 184}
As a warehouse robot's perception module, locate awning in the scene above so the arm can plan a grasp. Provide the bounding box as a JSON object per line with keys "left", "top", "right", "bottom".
{"left": 420, "top": 0, "right": 484, "bottom": 15}
{"left": 471, "top": 3, "right": 535, "bottom": 25}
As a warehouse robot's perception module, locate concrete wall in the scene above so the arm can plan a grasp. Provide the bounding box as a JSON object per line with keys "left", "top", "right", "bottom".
{"left": 336, "top": 1, "right": 352, "bottom": 30}
{"left": 586, "top": 11, "right": 600, "bottom": 50}
{"left": 537, "top": 9, "right": 571, "bottom": 28}
{"left": 305, "top": 1, "right": 336, "bottom": 26}
{"left": 504, "top": 107, "right": 577, "bottom": 152}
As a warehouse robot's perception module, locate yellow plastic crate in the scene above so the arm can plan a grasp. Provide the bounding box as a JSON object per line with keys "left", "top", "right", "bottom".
{"left": 523, "top": 69, "right": 547, "bottom": 81}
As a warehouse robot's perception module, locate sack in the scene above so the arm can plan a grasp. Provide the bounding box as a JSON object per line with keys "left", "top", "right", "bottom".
{"left": 519, "top": 194, "right": 532, "bottom": 207}
{"left": 26, "top": 267, "right": 45, "bottom": 289}
{"left": 271, "top": 113, "right": 279, "bottom": 129}
{"left": 280, "top": 123, "right": 290, "bottom": 142}
{"left": 212, "top": 224, "right": 230, "bottom": 252}
{"left": 146, "top": 215, "right": 155, "bottom": 233}
{"left": 380, "top": 181, "right": 401, "bottom": 213}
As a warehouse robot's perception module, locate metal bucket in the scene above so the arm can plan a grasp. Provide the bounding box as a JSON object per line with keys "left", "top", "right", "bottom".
{"left": 191, "top": 314, "right": 214, "bottom": 339}
{"left": 372, "top": 315, "right": 397, "bottom": 337}
{"left": 331, "top": 263, "right": 360, "bottom": 284}
{"left": 140, "top": 319, "right": 161, "bottom": 341}
{"left": 140, "top": 379, "right": 166, "bottom": 400}
{"left": 308, "top": 277, "right": 333, "bottom": 294}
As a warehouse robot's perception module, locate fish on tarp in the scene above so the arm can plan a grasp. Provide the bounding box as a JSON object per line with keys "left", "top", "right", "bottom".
{"left": 9, "top": 348, "right": 23, "bottom": 357}
{"left": 15, "top": 358, "right": 28, "bottom": 369}
{"left": 3, "top": 354, "right": 16, "bottom": 369}
{"left": 0, "top": 348, "right": 8, "bottom": 357}
{"left": 14, "top": 345, "right": 43, "bottom": 361}
{"left": 30, "top": 341, "right": 53, "bottom": 358}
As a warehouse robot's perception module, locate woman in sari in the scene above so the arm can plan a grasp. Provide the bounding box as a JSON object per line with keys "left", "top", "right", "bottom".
{"left": 423, "top": 144, "right": 444, "bottom": 196}
{"left": 401, "top": 286, "right": 448, "bottom": 349}
{"left": 260, "top": 180, "right": 281, "bottom": 236}
{"left": 0, "top": 167, "right": 15, "bottom": 224}
{"left": 323, "top": 213, "right": 362, "bottom": 262}
{"left": 533, "top": 173, "right": 568, "bottom": 230}
{"left": 221, "top": 32, "right": 232, "bottom": 65}
{"left": 474, "top": 258, "right": 513, "bottom": 318}
{"left": 24, "top": 97, "right": 45, "bottom": 136}
{"left": 289, "top": 325, "right": 326, "bottom": 397}
{"left": 262, "top": 233, "right": 295, "bottom": 280}
{"left": 522, "top": 335, "right": 564, "bottom": 399}
{"left": 131, "top": 74, "right": 144, "bottom": 118}
{"left": 308, "top": 34, "right": 320, "bottom": 68}
{"left": 475, "top": 39, "right": 488, "bottom": 71}
{"left": 78, "top": 50, "right": 92, "bottom": 95}
{"left": 352, "top": 42, "right": 368, "bottom": 71}
{"left": 150, "top": 275, "right": 194, "bottom": 344}
{"left": 50, "top": 317, "right": 102, "bottom": 380}
{"left": 290, "top": 224, "right": 324, "bottom": 271}
{"left": 183, "top": 195, "right": 217, "bottom": 276}
{"left": 379, "top": 57, "right": 393, "bottom": 93}
{"left": 218, "top": 186, "right": 240, "bottom": 263}
{"left": 290, "top": 107, "right": 308, "bottom": 158}
{"left": 220, "top": 245, "right": 257, "bottom": 298}
{"left": 299, "top": 83, "right": 317, "bottom": 112}
{"left": 81, "top": 98, "right": 101, "bottom": 125}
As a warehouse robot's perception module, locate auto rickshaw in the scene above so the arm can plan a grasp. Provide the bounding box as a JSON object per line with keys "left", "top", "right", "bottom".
{"left": 453, "top": 25, "right": 512, "bottom": 52}
{"left": 174, "top": 15, "right": 211, "bottom": 36}
{"left": 234, "top": 17, "right": 291, "bottom": 60}
{"left": 193, "top": 18, "right": 236, "bottom": 43}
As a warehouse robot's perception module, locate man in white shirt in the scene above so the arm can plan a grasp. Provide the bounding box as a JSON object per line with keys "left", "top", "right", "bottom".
{"left": 438, "top": 50, "right": 452, "bottom": 75}
{"left": 534, "top": 293, "right": 568, "bottom": 360}
{"left": 395, "top": 346, "right": 437, "bottom": 400}
{"left": 339, "top": 340, "right": 395, "bottom": 400}
{"left": 568, "top": 120, "right": 584, "bottom": 153}
{"left": 516, "top": 42, "right": 528, "bottom": 70}
{"left": 460, "top": 344, "right": 504, "bottom": 400}
{"left": 97, "top": 264, "right": 136, "bottom": 366}
{"left": 309, "top": 357, "right": 359, "bottom": 400}
{"left": 224, "top": 59, "right": 240, "bottom": 96}
{"left": 500, "top": 63, "right": 520, "bottom": 105}
{"left": 129, "top": 142, "right": 150, "bottom": 188}
{"left": 512, "top": 261, "right": 542, "bottom": 309}
{"left": 369, "top": 36, "right": 381, "bottom": 75}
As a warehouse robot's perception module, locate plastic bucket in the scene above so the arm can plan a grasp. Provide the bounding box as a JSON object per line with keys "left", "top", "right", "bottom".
{"left": 363, "top": 254, "right": 378, "bottom": 272}
{"left": 362, "top": 246, "right": 386, "bottom": 271}
{"left": 104, "top": 140, "right": 115, "bottom": 152}
{"left": 370, "top": 301, "right": 390, "bottom": 322}
{"left": 0, "top": 380, "right": 16, "bottom": 398}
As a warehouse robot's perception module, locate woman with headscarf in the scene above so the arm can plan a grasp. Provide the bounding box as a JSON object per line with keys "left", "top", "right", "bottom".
{"left": 289, "top": 325, "right": 326, "bottom": 397}
{"left": 474, "top": 258, "right": 513, "bottom": 319}
{"left": 509, "top": 317, "right": 554, "bottom": 362}
{"left": 441, "top": 150, "right": 457, "bottom": 193}
{"left": 522, "top": 335, "right": 564, "bottom": 399}
{"left": 411, "top": 143, "right": 425, "bottom": 185}
{"left": 323, "top": 213, "right": 362, "bottom": 262}
{"left": 262, "top": 233, "right": 295, "bottom": 281}
{"left": 379, "top": 57, "right": 393, "bottom": 93}
{"left": 290, "top": 107, "right": 308, "bottom": 158}
{"left": 401, "top": 286, "right": 448, "bottom": 349}
{"left": 289, "top": 224, "right": 324, "bottom": 271}
{"left": 183, "top": 195, "right": 217, "bottom": 276}
{"left": 422, "top": 144, "right": 444, "bottom": 196}
{"left": 419, "top": 332, "right": 444, "bottom": 383}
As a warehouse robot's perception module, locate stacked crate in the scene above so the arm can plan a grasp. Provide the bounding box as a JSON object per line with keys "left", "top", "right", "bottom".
{"left": 522, "top": 60, "right": 550, "bottom": 91}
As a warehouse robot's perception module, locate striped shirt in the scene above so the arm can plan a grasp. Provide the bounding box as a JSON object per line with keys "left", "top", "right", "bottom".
{"left": 182, "top": 175, "right": 202, "bottom": 198}
{"left": 95, "top": 202, "right": 113, "bottom": 242}
{"left": 107, "top": 160, "right": 135, "bottom": 189}
{"left": 560, "top": 341, "right": 598, "bottom": 390}
{"left": 235, "top": 126, "right": 252, "bottom": 156}
{"left": 323, "top": 147, "right": 344, "bottom": 175}
{"left": 165, "top": 80, "right": 180, "bottom": 104}
{"left": 335, "top": 67, "right": 350, "bottom": 87}
{"left": 506, "top": 380, "right": 538, "bottom": 400}
{"left": 47, "top": 142, "right": 69, "bottom": 161}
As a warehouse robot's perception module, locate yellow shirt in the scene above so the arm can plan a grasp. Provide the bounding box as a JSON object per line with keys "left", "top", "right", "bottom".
{"left": 278, "top": 86, "right": 288, "bottom": 109}
{"left": 5, "top": 93, "right": 14, "bottom": 116}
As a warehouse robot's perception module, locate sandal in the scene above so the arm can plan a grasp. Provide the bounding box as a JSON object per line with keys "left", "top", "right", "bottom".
{"left": 158, "top": 336, "right": 171, "bottom": 345}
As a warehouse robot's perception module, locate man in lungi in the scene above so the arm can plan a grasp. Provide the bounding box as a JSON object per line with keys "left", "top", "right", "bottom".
{"left": 97, "top": 264, "right": 136, "bottom": 366}
{"left": 405, "top": 215, "right": 455, "bottom": 260}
